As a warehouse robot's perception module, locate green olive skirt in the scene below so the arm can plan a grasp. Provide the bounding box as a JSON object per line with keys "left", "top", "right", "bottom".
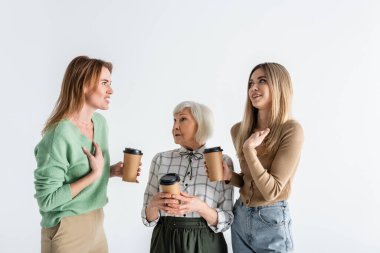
{"left": 150, "top": 216, "right": 228, "bottom": 253}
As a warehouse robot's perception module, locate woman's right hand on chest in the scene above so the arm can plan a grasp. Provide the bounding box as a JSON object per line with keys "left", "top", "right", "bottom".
{"left": 82, "top": 142, "right": 104, "bottom": 181}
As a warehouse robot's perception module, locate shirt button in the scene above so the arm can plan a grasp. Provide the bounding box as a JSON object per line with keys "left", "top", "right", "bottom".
{"left": 245, "top": 200, "right": 249, "bottom": 205}
{"left": 187, "top": 172, "right": 190, "bottom": 174}
{"left": 183, "top": 214, "right": 186, "bottom": 217}
{"left": 185, "top": 183, "right": 188, "bottom": 186}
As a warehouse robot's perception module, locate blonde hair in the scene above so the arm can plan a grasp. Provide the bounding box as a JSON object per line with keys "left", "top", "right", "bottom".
{"left": 173, "top": 101, "right": 214, "bottom": 144}
{"left": 235, "top": 63, "right": 293, "bottom": 158}
{"left": 42, "top": 56, "right": 112, "bottom": 134}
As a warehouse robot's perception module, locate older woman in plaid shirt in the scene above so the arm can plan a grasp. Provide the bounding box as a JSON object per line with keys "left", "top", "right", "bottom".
{"left": 141, "top": 101, "right": 234, "bottom": 253}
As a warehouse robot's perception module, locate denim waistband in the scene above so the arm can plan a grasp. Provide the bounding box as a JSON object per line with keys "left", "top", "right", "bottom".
{"left": 237, "top": 198, "right": 288, "bottom": 210}
{"left": 158, "top": 216, "right": 208, "bottom": 228}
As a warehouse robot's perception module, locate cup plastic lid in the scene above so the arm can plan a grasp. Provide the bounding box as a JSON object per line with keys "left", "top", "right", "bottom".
{"left": 204, "top": 146, "right": 223, "bottom": 153}
{"left": 160, "top": 173, "right": 180, "bottom": 185}
{"left": 123, "top": 148, "right": 143, "bottom": 155}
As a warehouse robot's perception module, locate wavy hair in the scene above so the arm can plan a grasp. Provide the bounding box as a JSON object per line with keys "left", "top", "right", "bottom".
{"left": 42, "top": 56, "right": 112, "bottom": 134}
{"left": 235, "top": 63, "right": 293, "bottom": 158}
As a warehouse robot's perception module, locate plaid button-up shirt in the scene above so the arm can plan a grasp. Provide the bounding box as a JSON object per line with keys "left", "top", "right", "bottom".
{"left": 141, "top": 145, "right": 234, "bottom": 233}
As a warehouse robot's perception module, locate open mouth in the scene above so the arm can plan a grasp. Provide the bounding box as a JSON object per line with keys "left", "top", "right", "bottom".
{"left": 252, "top": 94, "right": 261, "bottom": 99}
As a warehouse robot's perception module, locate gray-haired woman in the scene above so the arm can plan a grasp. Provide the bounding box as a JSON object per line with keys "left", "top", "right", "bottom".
{"left": 141, "top": 101, "right": 234, "bottom": 253}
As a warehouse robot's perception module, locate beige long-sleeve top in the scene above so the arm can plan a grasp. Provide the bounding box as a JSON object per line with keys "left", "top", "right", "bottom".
{"left": 229, "top": 120, "right": 304, "bottom": 207}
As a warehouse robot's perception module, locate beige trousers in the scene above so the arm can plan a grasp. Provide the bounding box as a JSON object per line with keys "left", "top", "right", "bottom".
{"left": 41, "top": 209, "right": 108, "bottom": 253}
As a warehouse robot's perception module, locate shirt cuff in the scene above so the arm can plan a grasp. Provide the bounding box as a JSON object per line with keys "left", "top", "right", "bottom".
{"left": 141, "top": 207, "right": 160, "bottom": 227}
{"left": 207, "top": 208, "right": 232, "bottom": 233}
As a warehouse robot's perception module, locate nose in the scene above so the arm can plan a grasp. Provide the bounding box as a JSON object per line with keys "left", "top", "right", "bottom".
{"left": 249, "top": 85, "right": 258, "bottom": 95}
{"left": 173, "top": 120, "right": 180, "bottom": 130}
{"left": 107, "top": 85, "right": 113, "bottom": 94}
{"left": 250, "top": 83, "right": 258, "bottom": 91}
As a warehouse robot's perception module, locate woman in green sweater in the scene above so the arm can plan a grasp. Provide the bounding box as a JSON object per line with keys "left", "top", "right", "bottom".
{"left": 34, "top": 56, "right": 131, "bottom": 253}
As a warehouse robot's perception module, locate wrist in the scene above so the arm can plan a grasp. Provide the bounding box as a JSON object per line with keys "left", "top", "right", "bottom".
{"left": 147, "top": 203, "right": 159, "bottom": 213}
{"left": 146, "top": 205, "right": 159, "bottom": 222}
{"left": 196, "top": 201, "right": 209, "bottom": 215}
{"left": 227, "top": 170, "right": 233, "bottom": 180}
{"left": 242, "top": 145, "right": 258, "bottom": 157}
{"left": 243, "top": 143, "right": 256, "bottom": 150}
{"left": 88, "top": 171, "right": 101, "bottom": 182}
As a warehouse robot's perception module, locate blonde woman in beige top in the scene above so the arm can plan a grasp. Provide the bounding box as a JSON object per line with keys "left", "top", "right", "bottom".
{"left": 224, "top": 63, "right": 304, "bottom": 253}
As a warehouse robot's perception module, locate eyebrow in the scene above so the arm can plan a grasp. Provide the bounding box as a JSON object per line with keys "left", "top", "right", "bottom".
{"left": 175, "top": 112, "right": 190, "bottom": 117}
{"left": 250, "top": 75, "right": 267, "bottom": 81}
{"left": 100, "top": 79, "right": 111, "bottom": 82}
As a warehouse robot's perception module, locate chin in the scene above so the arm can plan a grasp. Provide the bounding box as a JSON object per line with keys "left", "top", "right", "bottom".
{"left": 251, "top": 102, "right": 258, "bottom": 109}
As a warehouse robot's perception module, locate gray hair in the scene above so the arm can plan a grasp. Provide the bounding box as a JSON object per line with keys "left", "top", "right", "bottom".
{"left": 173, "top": 101, "right": 214, "bottom": 144}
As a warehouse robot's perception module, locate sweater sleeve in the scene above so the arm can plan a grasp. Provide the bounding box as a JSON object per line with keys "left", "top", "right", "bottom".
{"left": 228, "top": 172, "right": 244, "bottom": 188}
{"left": 34, "top": 153, "right": 72, "bottom": 212}
{"left": 242, "top": 121, "right": 304, "bottom": 201}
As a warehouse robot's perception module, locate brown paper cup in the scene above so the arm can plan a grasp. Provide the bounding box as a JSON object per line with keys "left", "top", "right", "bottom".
{"left": 204, "top": 150, "right": 223, "bottom": 181}
{"left": 122, "top": 152, "right": 142, "bottom": 182}
{"left": 160, "top": 182, "right": 181, "bottom": 195}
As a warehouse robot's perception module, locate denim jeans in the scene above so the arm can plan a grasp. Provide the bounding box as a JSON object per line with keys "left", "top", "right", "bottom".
{"left": 231, "top": 198, "right": 293, "bottom": 253}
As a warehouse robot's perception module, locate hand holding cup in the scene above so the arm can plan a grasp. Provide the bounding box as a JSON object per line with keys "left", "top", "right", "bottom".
{"left": 203, "top": 146, "right": 224, "bottom": 181}
{"left": 122, "top": 148, "right": 143, "bottom": 183}
{"left": 205, "top": 161, "right": 232, "bottom": 181}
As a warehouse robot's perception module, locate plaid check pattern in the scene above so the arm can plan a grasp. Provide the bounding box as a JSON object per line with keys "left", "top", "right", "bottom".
{"left": 141, "top": 145, "right": 234, "bottom": 233}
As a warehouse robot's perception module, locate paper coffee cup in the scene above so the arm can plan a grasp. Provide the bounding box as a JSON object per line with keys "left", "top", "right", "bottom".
{"left": 204, "top": 146, "right": 224, "bottom": 181}
{"left": 122, "top": 148, "right": 143, "bottom": 182}
{"left": 160, "top": 173, "right": 181, "bottom": 195}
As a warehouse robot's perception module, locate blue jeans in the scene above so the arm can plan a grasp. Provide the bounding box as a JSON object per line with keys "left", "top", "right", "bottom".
{"left": 231, "top": 198, "right": 294, "bottom": 253}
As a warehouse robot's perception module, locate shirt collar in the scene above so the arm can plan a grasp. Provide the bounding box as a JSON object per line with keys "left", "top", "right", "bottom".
{"left": 179, "top": 144, "right": 206, "bottom": 154}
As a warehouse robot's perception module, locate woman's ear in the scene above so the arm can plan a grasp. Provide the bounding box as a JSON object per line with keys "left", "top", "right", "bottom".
{"left": 83, "top": 83, "right": 91, "bottom": 96}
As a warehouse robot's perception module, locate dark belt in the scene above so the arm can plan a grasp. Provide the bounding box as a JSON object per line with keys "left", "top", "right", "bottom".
{"left": 158, "top": 216, "right": 208, "bottom": 228}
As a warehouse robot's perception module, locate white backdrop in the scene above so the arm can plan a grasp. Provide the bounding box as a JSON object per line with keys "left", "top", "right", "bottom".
{"left": 1, "top": 0, "right": 380, "bottom": 252}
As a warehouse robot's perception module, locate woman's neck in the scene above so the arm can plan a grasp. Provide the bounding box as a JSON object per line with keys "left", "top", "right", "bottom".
{"left": 182, "top": 142, "right": 205, "bottom": 151}
{"left": 71, "top": 105, "right": 94, "bottom": 124}
{"left": 256, "top": 110, "right": 269, "bottom": 130}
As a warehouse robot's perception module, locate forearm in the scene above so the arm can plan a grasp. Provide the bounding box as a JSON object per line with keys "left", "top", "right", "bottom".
{"left": 70, "top": 172, "right": 98, "bottom": 198}
{"left": 35, "top": 184, "right": 72, "bottom": 212}
{"left": 198, "top": 204, "right": 218, "bottom": 226}
{"left": 242, "top": 146, "right": 281, "bottom": 200}
{"left": 242, "top": 146, "right": 296, "bottom": 201}
{"left": 228, "top": 172, "right": 244, "bottom": 187}
{"left": 145, "top": 205, "right": 160, "bottom": 222}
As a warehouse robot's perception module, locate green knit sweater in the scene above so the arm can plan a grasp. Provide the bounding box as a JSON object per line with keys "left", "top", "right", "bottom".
{"left": 34, "top": 112, "right": 110, "bottom": 228}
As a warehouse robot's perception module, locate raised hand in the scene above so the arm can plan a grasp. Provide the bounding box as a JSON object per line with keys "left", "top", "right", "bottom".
{"left": 82, "top": 142, "right": 104, "bottom": 181}
{"left": 243, "top": 128, "right": 270, "bottom": 149}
